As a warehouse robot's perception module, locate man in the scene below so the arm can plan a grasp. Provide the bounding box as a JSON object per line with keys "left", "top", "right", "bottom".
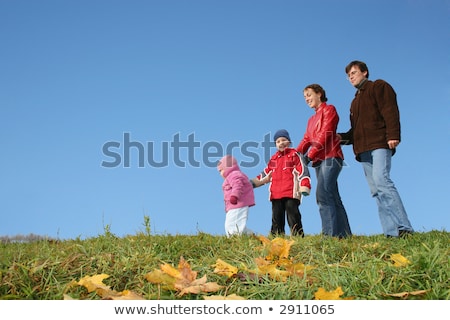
{"left": 338, "top": 60, "right": 414, "bottom": 238}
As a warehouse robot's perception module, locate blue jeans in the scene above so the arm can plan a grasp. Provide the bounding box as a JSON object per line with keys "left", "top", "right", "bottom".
{"left": 359, "top": 149, "right": 414, "bottom": 236}
{"left": 315, "top": 158, "right": 352, "bottom": 237}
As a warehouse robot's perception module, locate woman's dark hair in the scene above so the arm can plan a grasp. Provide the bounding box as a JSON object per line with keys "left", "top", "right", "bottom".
{"left": 304, "top": 84, "right": 327, "bottom": 102}
{"left": 345, "top": 60, "right": 369, "bottom": 79}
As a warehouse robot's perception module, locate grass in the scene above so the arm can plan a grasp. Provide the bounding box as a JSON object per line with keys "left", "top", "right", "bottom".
{"left": 0, "top": 229, "right": 449, "bottom": 300}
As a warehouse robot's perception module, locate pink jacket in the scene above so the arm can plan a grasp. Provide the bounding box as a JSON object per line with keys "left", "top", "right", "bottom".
{"left": 218, "top": 155, "right": 255, "bottom": 212}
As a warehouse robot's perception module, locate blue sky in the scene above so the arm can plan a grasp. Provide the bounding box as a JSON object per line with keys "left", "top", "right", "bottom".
{"left": 1, "top": 0, "right": 449, "bottom": 240}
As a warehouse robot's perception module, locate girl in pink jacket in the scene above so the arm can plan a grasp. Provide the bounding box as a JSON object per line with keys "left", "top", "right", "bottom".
{"left": 217, "top": 155, "right": 255, "bottom": 236}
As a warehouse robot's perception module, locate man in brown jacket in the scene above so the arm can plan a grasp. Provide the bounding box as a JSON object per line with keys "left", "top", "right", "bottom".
{"left": 338, "top": 60, "right": 414, "bottom": 238}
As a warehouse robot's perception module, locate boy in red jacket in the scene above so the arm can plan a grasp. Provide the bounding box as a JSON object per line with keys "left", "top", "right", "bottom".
{"left": 251, "top": 129, "right": 311, "bottom": 236}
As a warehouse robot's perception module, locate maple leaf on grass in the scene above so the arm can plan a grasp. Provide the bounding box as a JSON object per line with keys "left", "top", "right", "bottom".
{"left": 314, "top": 286, "right": 354, "bottom": 300}
{"left": 257, "top": 236, "right": 295, "bottom": 260}
{"left": 144, "top": 269, "right": 177, "bottom": 290}
{"left": 256, "top": 263, "right": 291, "bottom": 282}
{"left": 390, "top": 253, "right": 411, "bottom": 267}
{"left": 78, "top": 274, "right": 111, "bottom": 293}
{"left": 212, "top": 259, "right": 238, "bottom": 278}
{"left": 252, "top": 254, "right": 315, "bottom": 282}
{"left": 145, "top": 256, "right": 223, "bottom": 297}
{"left": 77, "top": 274, "right": 144, "bottom": 300}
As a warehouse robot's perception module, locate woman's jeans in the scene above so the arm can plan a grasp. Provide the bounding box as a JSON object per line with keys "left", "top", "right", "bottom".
{"left": 315, "top": 157, "right": 352, "bottom": 237}
{"left": 359, "top": 149, "right": 414, "bottom": 237}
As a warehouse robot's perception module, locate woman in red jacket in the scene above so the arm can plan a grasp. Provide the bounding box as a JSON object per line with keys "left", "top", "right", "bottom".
{"left": 297, "top": 84, "right": 352, "bottom": 238}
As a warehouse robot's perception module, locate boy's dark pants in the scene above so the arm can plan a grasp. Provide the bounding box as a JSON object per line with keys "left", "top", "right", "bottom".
{"left": 271, "top": 198, "right": 304, "bottom": 236}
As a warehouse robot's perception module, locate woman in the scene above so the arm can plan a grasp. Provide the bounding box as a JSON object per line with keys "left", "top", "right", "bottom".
{"left": 297, "top": 84, "right": 352, "bottom": 238}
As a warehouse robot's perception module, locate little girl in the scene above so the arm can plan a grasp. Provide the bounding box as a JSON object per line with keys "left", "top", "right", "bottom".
{"left": 217, "top": 155, "right": 255, "bottom": 236}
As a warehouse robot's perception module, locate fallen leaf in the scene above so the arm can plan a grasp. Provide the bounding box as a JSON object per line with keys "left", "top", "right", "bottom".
{"left": 145, "top": 256, "right": 223, "bottom": 296}
{"left": 177, "top": 277, "right": 223, "bottom": 296}
{"left": 314, "top": 287, "right": 348, "bottom": 300}
{"left": 390, "top": 253, "right": 411, "bottom": 267}
{"left": 144, "top": 269, "right": 177, "bottom": 289}
{"left": 212, "top": 259, "right": 238, "bottom": 278}
{"left": 385, "top": 289, "right": 430, "bottom": 299}
{"left": 76, "top": 274, "right": 145, "bottom": 300}
{"left": 256, "top": 263, "right": 291, "bottom": 282}
{"left": 265, "top": 237, "right": 295, "bottom": 260}
{"left": 78, "top": 274, "right": 110, "bottom": 293}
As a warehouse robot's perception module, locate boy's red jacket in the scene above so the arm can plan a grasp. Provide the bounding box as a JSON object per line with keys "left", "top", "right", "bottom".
{"left": 257, "top": 148, "right": 311, "bottom": 201}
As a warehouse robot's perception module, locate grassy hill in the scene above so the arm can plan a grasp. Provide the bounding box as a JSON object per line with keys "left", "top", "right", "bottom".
{"left": 0, "top": 230, "right": 448, "bottom": 300}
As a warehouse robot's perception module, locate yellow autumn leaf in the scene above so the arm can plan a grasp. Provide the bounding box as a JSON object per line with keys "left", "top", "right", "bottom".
{"left": 213, "top": 259, "right": 238, "bottom": 278}
{"left": 270, "top": 237, "right": 295, "bottom": 259}
{"left": 160, "top": 262, "right": 183, "bottom": 279}
{"left": 314, "top": 287, "right": 345, "bottom": 300}
{"left": 144, "top": 269, "right": 177, "bottom": 290}
{"left": 76, "top": 274, "right": 142, "bottom": 300}
{"left": 257, "top": 263, "right": 291, "bottom": 282}
{"left": 390, "top": 253, "right": 411, "bottom": 267}
{"left": 78, "top": 274, "right": 110, "bottom": 293}
{"left": 204, "top": 294, "right": 246, "bottom": 300}
{"left": 253, "top": 256, "right": 314, "bottom": 281}
{"left": 257, "top": 236, "right": 295, "bottom": 260}
{"left": 145, "top": 256, "right": 223, "bottom": 296}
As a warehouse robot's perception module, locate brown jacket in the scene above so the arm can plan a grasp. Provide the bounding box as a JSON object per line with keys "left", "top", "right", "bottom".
{"left": 339, "top": 79, "right": 401, "bottom": 161}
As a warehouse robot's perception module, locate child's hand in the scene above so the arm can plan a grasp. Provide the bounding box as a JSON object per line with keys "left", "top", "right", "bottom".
{"left": 230, "top": 196, "right": 238, "bottom": 205}
{"left": 261, "top": 171, "right": 272, "bottom": 184}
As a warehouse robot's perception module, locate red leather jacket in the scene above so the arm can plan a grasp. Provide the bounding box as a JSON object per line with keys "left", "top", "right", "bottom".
{"left": 296, "top": 102, "right": 344, "bottom": 165}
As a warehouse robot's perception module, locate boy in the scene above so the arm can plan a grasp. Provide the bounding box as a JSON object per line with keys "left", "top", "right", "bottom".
{"left": 251, "top": 129, "right": 311, "bottom": 236}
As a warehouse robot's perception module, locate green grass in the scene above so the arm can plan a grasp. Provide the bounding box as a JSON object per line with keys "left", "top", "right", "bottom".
{"left": 0, "top": 230, "right": 449, "bottom": 300}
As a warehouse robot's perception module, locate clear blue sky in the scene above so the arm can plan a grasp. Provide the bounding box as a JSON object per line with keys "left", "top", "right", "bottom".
{"left": 1, "top": 0, "right": 449, "bottom": 240}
